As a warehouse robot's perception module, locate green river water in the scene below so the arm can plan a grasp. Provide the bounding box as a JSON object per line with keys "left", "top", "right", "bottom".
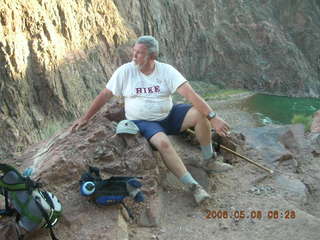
{"left": 240, "top": 94, "right": 320, "bottom": 125}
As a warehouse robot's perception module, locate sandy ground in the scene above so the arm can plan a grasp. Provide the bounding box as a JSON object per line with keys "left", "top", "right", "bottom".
{"left": 129, "top": 94, "right": 320, "bottom": 240}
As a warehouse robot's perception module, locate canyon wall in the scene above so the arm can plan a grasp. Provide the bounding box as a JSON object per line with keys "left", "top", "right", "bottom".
{"left": 1, "top": 0, "right": 319, "bottom": 155}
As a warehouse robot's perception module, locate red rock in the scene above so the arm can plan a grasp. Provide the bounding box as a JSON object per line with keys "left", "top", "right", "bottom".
{"left": 11, "top": 102, "right": 160, "bottom": 240}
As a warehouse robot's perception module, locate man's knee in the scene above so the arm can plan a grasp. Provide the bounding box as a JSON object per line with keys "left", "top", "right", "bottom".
{"left": 150, "top": 133, "right": 172, "bottom": 152}
{"left": 158, "top": 140, "right": 171, "bottom": 153}
{"left": 181, "top": 107, "right": 207, "bottom": 130}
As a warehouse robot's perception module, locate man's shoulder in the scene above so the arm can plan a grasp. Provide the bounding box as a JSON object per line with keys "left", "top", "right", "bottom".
{"left": 155, "top": 61, "right": 176, "bottom": 72}
{"left": 156, "top": 60, "right": 172, "bottom": 68}
{"left": 156, "top": 61, "right": 182, "bottom": 77}
{"left": 109, "top": 62, "right": 136, "bottom": 83}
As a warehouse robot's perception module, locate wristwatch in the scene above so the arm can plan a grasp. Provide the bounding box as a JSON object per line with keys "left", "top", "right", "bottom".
{"left": 207, "top": 111, "right": 217, "bottom": 120}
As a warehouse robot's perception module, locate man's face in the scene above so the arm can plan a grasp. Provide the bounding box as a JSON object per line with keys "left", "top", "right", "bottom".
{"left": 132, "top": 43, "right": 153, "bottom": 69}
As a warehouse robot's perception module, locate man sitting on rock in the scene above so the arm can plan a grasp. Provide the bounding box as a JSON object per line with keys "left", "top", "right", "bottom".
{"left": 71, "top": 35, "right": 233, "bottom": 205}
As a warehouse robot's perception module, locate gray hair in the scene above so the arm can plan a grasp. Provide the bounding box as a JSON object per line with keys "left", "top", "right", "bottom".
{"left": 135, "top": 35, "right": 159, "bottom": 57}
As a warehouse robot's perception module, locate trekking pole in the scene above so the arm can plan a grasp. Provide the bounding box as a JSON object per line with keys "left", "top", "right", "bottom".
{"left": 185, "top": 129, "right": 274, "bottom": 175}
{"left": 218, "top": 144, "right": 274, "bottom": 175}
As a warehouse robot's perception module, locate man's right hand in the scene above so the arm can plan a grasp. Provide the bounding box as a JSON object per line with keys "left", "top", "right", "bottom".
{"left": 70, "top": 118, "right": 88, "bottom": 132}
{"left": 69, "top": 88, "right": 113, "bottom": 133}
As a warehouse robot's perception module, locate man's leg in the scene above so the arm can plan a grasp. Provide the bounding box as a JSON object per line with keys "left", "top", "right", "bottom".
{"left": 132, "top": 120, "right": 189, "bottom": 178}
{"left": 149, "top": 131, "right": 210, "bottom": 204}
{"left": 149, "top": 132, "right": 188, "bottom": 178}
{"left": 133, "top": 108, "right": 210, "bottom": 204}
{"left": 180, "top": 107, "right": 233, "bottom": 172}
{"left": 180, "top": 107, "right": 212, "bottom": 147}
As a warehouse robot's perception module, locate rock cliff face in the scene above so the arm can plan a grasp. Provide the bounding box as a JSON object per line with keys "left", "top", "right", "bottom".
{"left": 1, "top": 0, "right": 320, "bottom": 154}
{"left": 0, "top": 0, "right": 134, "bottom": 155}
{"left": 114, "top": 0, "right": 320, "bottom": 97}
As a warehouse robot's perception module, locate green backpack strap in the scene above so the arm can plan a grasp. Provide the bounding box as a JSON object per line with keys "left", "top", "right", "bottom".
{"left": 0, "top": 188, "right": 15, "bottom": 217}
{"left": 0, "top": 163, "right": 16, "bottom": 173}
{"left": 0, "top": 164, "right": 28, "bottom": 191}
{"left": 0, "top": 182, "right": 28, "bottom": 191}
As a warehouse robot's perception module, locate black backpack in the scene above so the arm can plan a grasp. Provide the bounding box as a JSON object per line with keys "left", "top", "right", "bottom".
{"left": 79, "top": 166, "right": 144, "bottom": 218}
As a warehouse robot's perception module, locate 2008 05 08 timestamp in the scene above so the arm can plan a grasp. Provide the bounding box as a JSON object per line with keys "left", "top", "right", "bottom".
{"left": 205, "top": 210, "right": 296, "bottom": 220}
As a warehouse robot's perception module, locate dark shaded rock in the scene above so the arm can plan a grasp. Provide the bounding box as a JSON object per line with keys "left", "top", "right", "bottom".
{"left": 212, "top": 133, "right": 240, "bottom": 164}
{"left": 239, "top": 124, "right": 308, "bottom": 170}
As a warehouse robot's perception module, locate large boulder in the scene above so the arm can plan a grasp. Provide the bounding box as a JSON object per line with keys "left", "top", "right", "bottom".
{"left": 239, "top": 124, "right": 318, "bottom": 206}
{"left": 238, "top": 124, "right": 309, "bottom": 170}
{"left": 6, "top": 101, "right": 160, "bottom": 240}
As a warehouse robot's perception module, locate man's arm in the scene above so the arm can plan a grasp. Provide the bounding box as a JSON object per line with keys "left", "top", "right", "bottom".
{"left": 177, "top": 82, "right": 230, "bottom": 136}
{"left": 70, "top": 88, "right": 113, "bottom": 132}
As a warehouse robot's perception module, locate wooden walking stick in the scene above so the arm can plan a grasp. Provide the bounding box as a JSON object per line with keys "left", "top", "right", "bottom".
{"left": 218, "top": 144, "right": 274, "bottom": 175}
{"left": 186, "top": 129, "right": 274, "bottom": 175}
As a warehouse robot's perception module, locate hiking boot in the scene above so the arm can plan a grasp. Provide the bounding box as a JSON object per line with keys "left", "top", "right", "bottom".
{"left": 188, "top": 184, "right": 210, "bottom": 205}
{"left": 202, "top": 159, "right": 233, "bottom": 173}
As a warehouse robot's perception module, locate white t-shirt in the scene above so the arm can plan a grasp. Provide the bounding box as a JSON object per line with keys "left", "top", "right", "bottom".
{"left": 106, "top": 61, "right": 187, "bottom": 121}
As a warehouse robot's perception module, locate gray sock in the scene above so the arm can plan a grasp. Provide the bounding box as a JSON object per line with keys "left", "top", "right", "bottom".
{"left": 200, "top": 144, "right": 214, "bottom": 161}
{"left": 180, "top": 172, "right": 199, "bottom": 185}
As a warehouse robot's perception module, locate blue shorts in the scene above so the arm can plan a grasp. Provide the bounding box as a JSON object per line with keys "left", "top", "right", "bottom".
{"left": 133, "top": 104, "right": 192, "bottom": 140}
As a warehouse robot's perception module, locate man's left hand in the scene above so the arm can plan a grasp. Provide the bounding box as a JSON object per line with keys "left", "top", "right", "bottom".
{"left": 210, "top": 116, "right": 230, "bottom": 137}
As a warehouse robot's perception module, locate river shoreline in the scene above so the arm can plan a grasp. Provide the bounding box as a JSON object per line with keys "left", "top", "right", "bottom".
{"left": 208, "top": 92, "right": 258, "bottom": 131}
